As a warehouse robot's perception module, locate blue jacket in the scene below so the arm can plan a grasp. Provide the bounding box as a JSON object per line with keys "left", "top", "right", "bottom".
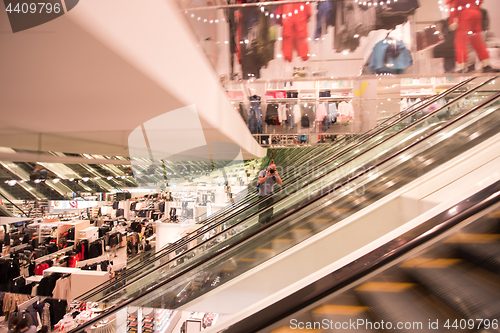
{"left": 369, "top": 39, "right": 412, "bottom": 74}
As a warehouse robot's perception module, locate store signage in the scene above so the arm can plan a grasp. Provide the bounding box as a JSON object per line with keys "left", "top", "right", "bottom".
{"left": 50, "top": 200, "right": 98, "bottom": 210}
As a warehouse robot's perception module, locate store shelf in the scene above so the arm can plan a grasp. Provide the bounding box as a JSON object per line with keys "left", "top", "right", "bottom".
{"left": 400, "top": 93, "right": 435, "bottom": 97}
{"left": 319, "top": 96, "right": 352, "bottom": 100}
{"left": 400, "top": 84, "right": 435, "bottom": 88}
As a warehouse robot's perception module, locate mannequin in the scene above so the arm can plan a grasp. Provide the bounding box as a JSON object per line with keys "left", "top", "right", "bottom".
{"left": 446, "top": 0, "right": 496, "bottom": 72}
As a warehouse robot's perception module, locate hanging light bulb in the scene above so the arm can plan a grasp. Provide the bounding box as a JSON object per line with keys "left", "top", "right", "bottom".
{"left": 7, "top": 180, "right": 17, "bottom": 186}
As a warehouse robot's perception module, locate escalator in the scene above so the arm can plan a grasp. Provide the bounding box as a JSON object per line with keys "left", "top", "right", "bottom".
{"left": 13, "top": 162, "right": 69, "bottom": 199}
{"left": 125, "top": 144, "right": 349, "bottom": 269}
{"left": 0, "top": 163, "right": 43, "bottom": 200}
{"left": 67, "top": 75, "right": 500, "bottom": 332}
{"left": 219, "top": 179, "right": 500, "bottom": 333}
{"left": 75, "top": 76, "right": 488, "bottom": 304}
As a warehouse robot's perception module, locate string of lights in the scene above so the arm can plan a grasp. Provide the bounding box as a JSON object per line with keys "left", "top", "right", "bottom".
{"left": 438, "top": 0, "right": 481, "bottom": 12}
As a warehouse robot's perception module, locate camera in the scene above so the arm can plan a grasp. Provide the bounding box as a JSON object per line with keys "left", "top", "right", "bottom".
{"left": 269, "top": 168, "right": 276, "bottom": 174}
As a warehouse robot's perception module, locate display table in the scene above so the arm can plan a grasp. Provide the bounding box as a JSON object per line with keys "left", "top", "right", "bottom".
{"left": 42, "top": 267, "right": 109, "bottom": 300}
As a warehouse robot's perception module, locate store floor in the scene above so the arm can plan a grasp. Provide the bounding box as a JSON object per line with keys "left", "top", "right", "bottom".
{"left": 0, "top": 316, "right": 8, "bottom": 333}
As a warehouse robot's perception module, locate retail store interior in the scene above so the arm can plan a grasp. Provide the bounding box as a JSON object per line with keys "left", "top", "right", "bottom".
{"left": 2, "top": 0, "right": 500, "bottom": 332}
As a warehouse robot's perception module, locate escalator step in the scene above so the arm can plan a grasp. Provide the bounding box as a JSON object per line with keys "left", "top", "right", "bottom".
{"left": 404, "top": 262, "right": 500, "bottom": 319}
{"left": 455, "top": 243, "right": 500, "bottom": 275}
{"left": 445, "top": 234, "right": 500, "bottom": 243}
{"left": 355, "top": 282, "right": 443, "bottom": 333}
{"left": 312, "top": 304, "right": 368, "bottom": 315}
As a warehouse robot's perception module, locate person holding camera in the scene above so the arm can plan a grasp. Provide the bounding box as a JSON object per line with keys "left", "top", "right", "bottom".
{"left": 257, "top": 164, "right": 282, "bottom": 224}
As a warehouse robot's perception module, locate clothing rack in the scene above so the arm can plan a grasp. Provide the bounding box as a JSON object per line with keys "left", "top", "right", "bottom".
{"left": 18, "top": 296, "right": 41, "bottom": 312}
{"left": 76, "top": 255, "right": 109, "bottom": 268}
{"left": 34, "top": 245, "right": 74, "bottom": 264}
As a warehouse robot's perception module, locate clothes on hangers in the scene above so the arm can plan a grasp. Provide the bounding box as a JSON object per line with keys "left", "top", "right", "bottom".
{"left": 315, "top": 0, "right": 336, "bottom": 39}
{"left": 337, "top": 101, "right": 355, "bottom": 124}
{"left": 3, "top": 293, "right": 30, "bottom": 320}
{"left": 293, "top": 104, "right": 301, "bottom": 124}
{"left": 334, "top": 0, "right": 375, "bottom": 52}
{"left": 316, "top": 103, "right": 328, "bottom": 122}
{"left": 247, "top": 96, "right": 263, "bottom": 134}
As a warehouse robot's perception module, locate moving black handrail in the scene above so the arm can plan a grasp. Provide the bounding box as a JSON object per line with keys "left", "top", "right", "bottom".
{"left": 0, "top": 192, "right": 28, "bottom": 217}
{"left": 77, "top": 77, "right": 481, "bottom": 301}
{"left": 69, "top": 86, "right": 500, "bottom": 333}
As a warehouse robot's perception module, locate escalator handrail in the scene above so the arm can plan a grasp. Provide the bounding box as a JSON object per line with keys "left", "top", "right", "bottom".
{"left": 0, "top": 192, "right": 28, "bottom": 217}
{"left": 220, "top": 179, "right": 500, "bottom": 333}
{"left": 70, "top": 91, "right": 500, "bottom": 332}
{"left": 77, "top": 77, "right": 481, "bottom": 301}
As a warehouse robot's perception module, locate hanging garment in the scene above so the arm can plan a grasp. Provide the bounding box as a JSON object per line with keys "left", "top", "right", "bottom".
{"left": 278, "top": 104, "right": 287, "bottom": 123}
{"left": 316, "top": 103, "right": 328, "bottom": 122}
{"left": 400, "top": 98, "right": 408, "bottom": 112}
{"left": 293, "top": 104, "right": 301, "bottom": 124}
{"left": 328, "top": 102, "right": 338, "bottom": 124}
{"left": 277, "top": 1, "right": 311, "bottom": 62}
{"left": 334, "top": 0, "right": 375, "bottom": 52}
{"left": 368, "top": 39, "right": 412, "bottom": 74}
{"left": 236, "top": 6, "right": 276, "bottom": 78}
{"left": 247, "top": 96, "right": 264, "bottom": 134}
{"left": 53, "top": 276, "right": 71, "bottom": 300}
{"left": 301, "top": 115, "right": 310, "bottom": 128}
{"left": 446, "top": 0, "right": 488, "bottom": 65}
{"left": 315, "top": 1, "right": 336, "bottom": 39}
{"left": 337, "top": 101, "right": 354, "bottom": 124}
{"left": 265, "top": 104, "right": 280, "bottom": 125}
{"left": 375, "top": 0, "right": 420, "bottom": 30}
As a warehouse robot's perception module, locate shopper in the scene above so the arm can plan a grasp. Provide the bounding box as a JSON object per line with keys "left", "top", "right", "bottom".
{"left": 257, "top": 163, "right": 282, "bottom": 224}
{"left": 37, "top": 326, "right": 48, "bottom": 333}
{"left": 8, "top": 317, "right": 18, "bottom": 333}
{"left": 4, "top": 228, "right": 11, "bottom": 256}
{"left": 0, "top": 228, "right": 4, "bottom": 255}
{"left": 14, "top": 319, "right": 36, "bottom": 333}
